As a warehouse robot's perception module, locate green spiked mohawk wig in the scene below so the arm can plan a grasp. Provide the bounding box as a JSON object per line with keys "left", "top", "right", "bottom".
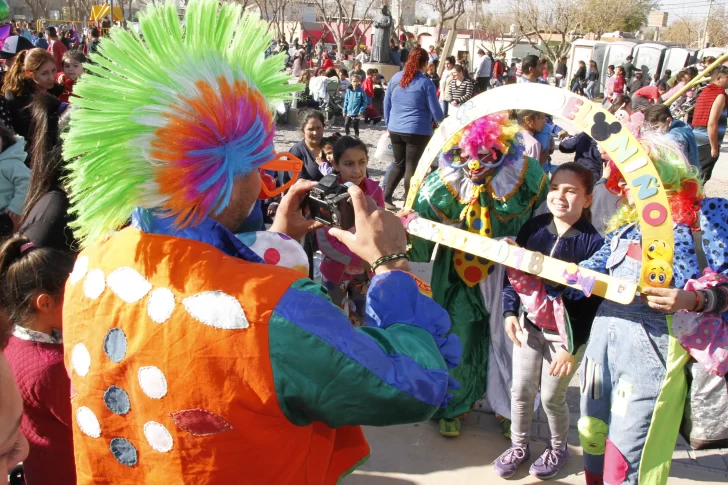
{"left": 63, "top": 0, "right": 297, "bottom": 246}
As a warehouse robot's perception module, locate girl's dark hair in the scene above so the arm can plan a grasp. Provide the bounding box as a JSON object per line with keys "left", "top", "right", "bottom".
{"left": 513, "top": 109, "right": 542, "bottom": 124}
{"left": 445, "top": 55, "right": 456, "bottom": 65}
{"left": 643, "top": 103, "right": 672, "bottom": 125}
{"left": 299, "top": 109, "right": 325, "bottom": 131}
{"left": 551, "top": 162, "right": 595, "bottom": 221}
{"left": 321, "top": 132, "right": 341, "bottom": 148}
{"left": 453, "top": 64, "right": 464, "bottom": 74}
{"left": 333, "top": 135, "right": 367, "bottom": 165}
{"left": 0, "top": 123, "right": 16, "bottom": 154}
{"left": 62, "top": 49, "right": 87, "bottom": 65}
{"left": 21, "top": 94, "right": 67, "bottom": 226}
{"left": 0, "top": 236, "right": 75, "bottom": 329}
{"left": 325, "top": 67, "right": 338, "bottom": 78}
{"left": 608, "top": 95, "right": 631, "bottom": 114}
{"left": 401, "top": 47, "right": 428, "bottom": 88}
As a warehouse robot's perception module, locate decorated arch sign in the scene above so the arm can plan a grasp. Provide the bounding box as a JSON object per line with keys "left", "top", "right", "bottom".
{"left": 403, "top": 83, "right": 674, "bottom": 305}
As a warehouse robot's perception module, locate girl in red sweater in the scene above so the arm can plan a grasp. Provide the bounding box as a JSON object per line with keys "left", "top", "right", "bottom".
{"left": 0, "top": 236, "right": 76, "bottom": 485}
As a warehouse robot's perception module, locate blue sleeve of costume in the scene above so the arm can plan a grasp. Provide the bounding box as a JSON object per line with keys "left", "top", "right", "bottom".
{"left": 700, "top": 198, "right": 728, "bottom": 275}
{"left": 269, "top": 271, "right": 461, "bottom": 427}
{"left": 558, "top": 135, "right": 579, "bottom": 153}
{"left": 673, "top": 224, "right": 700, "bottom": 289}
{"left": 579, "top": 231, "right": 613, "bottom": 274}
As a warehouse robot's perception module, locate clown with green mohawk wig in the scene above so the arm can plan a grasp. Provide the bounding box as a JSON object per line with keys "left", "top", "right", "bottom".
{"left": 61, "top": 1, "right": 460, "bottom": 483}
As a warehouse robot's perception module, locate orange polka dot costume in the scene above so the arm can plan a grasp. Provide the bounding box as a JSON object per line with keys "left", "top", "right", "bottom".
{"left": 409, "top": 113, "right": 548, "bottom": 424}
{"left": 61, "top": 1, "right": 461, "bottom": 483}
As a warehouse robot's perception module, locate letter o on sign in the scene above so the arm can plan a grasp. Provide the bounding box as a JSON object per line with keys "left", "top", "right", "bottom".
{"left": 642, "top": 202, "right": 668, "bottom": 227}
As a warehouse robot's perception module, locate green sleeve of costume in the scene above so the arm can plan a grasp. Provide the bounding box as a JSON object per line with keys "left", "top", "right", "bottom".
{"left": 269, "top": 275, "right": 455, "bottom": 428}
{"left": 409, "top": 170, "right": 467, "bottom": 263}
{"left": 489, "top": 157, "right": 548, "bottom": 237}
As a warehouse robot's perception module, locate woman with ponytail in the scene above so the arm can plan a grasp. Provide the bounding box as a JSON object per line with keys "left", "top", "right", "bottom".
{"left": 2, "top": 48, "right": 62, "bottom": 148}
{"left": 383, "top": 46, "right": 444, "bottom": 209}
{"left": 18, "top": 93, "right": 76, "bottom": 252}
{"left": 1, "top": 236, "right": 76, "bottom": 485}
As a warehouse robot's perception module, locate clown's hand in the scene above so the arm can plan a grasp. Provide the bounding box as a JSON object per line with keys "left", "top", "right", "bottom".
{"left": 268, "top": 179, "right": 323, "bottom": 240}
{"left": 329, "top": 184, "right": 409, "bottom": 273}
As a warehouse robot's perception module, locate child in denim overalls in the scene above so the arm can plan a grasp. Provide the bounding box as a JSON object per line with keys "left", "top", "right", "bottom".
{"left": 577, "top": 138, "right": 702, "bottom": 485}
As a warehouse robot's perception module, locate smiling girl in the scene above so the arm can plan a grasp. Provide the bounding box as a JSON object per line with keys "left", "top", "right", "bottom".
{"left": 2, "top": 49, "right": 62, "bottom": 146}
{"left": 495, "top": 163, "right": 604, "bottom": 479}
{"left": 316, "top": 136, "right": 383, "bottom": 325}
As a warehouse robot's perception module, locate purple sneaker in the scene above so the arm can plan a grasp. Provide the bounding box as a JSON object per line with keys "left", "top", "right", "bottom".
{"left": 493, "top": 445, "right": 530, "bottom": 478}
{"left": 529, "top": 446, "right": 570, "bottom": 479}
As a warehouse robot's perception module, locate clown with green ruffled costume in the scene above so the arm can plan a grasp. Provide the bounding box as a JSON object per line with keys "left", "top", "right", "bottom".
{"left": 409, "top": 112, "right": 548, "bottom": 436}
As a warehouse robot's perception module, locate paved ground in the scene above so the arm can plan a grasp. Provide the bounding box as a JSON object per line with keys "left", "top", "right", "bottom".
{"left": 275, "top": 113, "right": 728, "bottom": 484}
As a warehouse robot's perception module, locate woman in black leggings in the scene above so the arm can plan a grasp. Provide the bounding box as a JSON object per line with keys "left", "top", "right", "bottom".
{"left": 383, "top": 47, "right": 444, "bottom": 209}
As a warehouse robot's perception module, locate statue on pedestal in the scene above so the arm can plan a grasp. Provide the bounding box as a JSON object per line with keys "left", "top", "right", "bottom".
{"left": 370, "top": 5, "right": 393, "bottom": 64}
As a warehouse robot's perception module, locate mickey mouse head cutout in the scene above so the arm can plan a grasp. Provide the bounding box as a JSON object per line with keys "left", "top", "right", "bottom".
{"left": 403, "top": 83, "right": 675, "bottom": 303}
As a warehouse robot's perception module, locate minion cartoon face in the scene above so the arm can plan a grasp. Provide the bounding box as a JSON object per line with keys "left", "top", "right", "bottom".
{"left": 645, "top": 240, "right": 673, "bottom": 261}
{"left": 642, "top": 260, "right": 673, "bottom": 288}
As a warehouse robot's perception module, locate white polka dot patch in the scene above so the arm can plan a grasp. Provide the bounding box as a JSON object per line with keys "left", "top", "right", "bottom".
{"left": 143, "top": 421, "right": 173, "bottom": 452}
{"left": 183, "top": 291, "right": 249, "bottom": 330}
{"left": 71, "top": 343, "right": 91, "bottom": 377}
{"left": 68, "top": 256, "right": 89, "bottom": 285}
{"left": 76, "top": 406, "right": 101, "bottom": 438}
{"left": 83, "top": 269, "right": 106, "bottom": 299}
{"left": 138, "top": 366, "right": 168, "bottom": 399}
{"left": 147, "top": 288, "right": 175, "bottom": 324}
{"left": 107, "top": 267, "right": 153, "bottom": 303}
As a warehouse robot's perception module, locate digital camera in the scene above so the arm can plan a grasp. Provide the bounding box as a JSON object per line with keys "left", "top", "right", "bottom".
{"left": 304, "top": 174, "right": 355, "bottom": 230}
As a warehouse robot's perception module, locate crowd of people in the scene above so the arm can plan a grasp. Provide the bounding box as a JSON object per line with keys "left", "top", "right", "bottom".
{"left": 0, "top": 2, "right": 725, "bottom": 485}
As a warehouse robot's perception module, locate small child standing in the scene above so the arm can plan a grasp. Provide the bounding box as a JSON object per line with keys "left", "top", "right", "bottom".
{"left": 316, "top": 136, "right": 384, "bottom": 326}
{"left": 1, "top": 236, "right": 77, "bottom": 485}
{"left": 338, "top": 69, "right": 351, "bottom": 94}
{"left": 515, "top": 109, "right": 548, "bottom": 167}
{"left": 57, "top": 50, "right": 86, "bottom": 103}
{"left": 343, "top": 75, "right": 367, "bottom": 137}
{"left": 316, "top": 133, "right": 340, "bottom": 176}
{"left": 495, "top": 163, "right": 604, "bottom": 479}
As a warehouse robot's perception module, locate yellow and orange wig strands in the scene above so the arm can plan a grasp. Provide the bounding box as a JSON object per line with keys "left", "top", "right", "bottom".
{"left": 63, "top": 0, "right": 298, "bottom": 245}
{"left": 605, "top": 134, "right": 704, "bottom": 233}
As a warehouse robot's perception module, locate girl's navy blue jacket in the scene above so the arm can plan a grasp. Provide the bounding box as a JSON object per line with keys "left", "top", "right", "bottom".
{"left": 502, "top": 213, "right": 605, "bottom": 351}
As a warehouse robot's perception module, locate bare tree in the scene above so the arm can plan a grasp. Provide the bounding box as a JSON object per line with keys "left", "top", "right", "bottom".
{"left": 577, "top": 0, "right": 655, "bottom": 40}
{"left": 311, "top": 0, "right": 378, "bottom": 63}
{"left": 508, "top": 0, "right": 580, "bottom": 65}
{"left": 424, "top": 0, "right": 466, "bottom": 51}
{"left": 391, "top": 0, "right": 415, "bottom": 37}
{"left": 254, "top": 0, "right": 291, "bottom": 41}
{"left": 662, "top": 16, "right": 698, "bottom": 47}
{"left": 24, "top": 0, "right": 52, "bottom": 20}
{"left": 475, "top": 12, "right": 521, "bottom": 56}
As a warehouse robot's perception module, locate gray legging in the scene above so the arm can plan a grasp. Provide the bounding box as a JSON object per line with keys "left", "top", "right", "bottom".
{"left": 511, "top": 318, "right": 586, "bottom": 451}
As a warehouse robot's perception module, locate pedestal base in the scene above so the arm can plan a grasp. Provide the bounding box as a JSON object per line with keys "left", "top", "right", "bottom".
{"left": 362, "top": 62, "right": 401, "bottom": 82}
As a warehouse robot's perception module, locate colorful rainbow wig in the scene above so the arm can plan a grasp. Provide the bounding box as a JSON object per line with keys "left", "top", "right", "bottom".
{"left": 63, "top": 0, "right": 297, "bottom": 246}
{"left": 605, "top": 134, "right": 704, "bottom": 233}
{"left": 439, "top": 112, "right": 524, "bottom": 168}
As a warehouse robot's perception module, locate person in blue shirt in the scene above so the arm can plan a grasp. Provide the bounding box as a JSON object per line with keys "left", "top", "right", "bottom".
{"left": 383, "top": 47, "right": 443, "bottom": 210}
{"left": 343, "top": 74, "right": 368, "bottom": 137}
{"left": 33, "top": 32, "right": 48, "bottom": 50}
{"left": 642, "top": 103, "right": 700, "bottom": 168}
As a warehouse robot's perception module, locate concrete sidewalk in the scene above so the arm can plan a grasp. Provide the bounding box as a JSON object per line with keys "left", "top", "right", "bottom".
{"left": 345, "top": 412, "right": 728, "bottom": 484}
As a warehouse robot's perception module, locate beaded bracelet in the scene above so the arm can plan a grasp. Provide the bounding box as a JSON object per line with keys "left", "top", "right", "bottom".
{"left": 371, "top": 253, "right": 409, "bottom": 272}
